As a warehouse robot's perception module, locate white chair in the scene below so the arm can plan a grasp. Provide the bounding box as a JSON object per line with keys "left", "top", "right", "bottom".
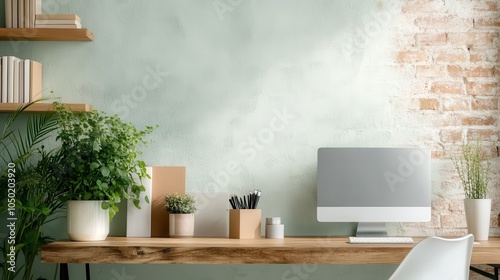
{"left": 389, "top": 234, "right": 474, "bottom": 280}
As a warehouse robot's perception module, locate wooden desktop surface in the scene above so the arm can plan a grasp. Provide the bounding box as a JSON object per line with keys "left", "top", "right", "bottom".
{"left": 41, "top": 236, "right": 500, "bottom": 265}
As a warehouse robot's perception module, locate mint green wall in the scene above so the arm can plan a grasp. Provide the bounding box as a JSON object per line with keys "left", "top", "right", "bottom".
{"left": 1, "top": 0, "right": 410, "bottom": 279}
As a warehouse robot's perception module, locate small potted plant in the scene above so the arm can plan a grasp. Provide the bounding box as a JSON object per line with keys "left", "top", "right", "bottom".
{"left": 453, "top": 139, "right": 492, "bottom": 240}
{"left": 165, "top": 193, "right": 197, "bottom": 238}
{"left": 54, "top": 102, "right": 154, "bottom": 241}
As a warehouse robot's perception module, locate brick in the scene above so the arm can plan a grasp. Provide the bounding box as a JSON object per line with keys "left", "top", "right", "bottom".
{"left": 473, "top": 1, "right": 498, "bottom": 11}
{"left": 414, "top": 16, "right": 472, "bottom": 31}
{"left": 448, "top": 65, "right": 494, "bottom": 77}
{"left": 433, "top": 48, "right": 468, "bottom": 63}
{"left": 448, "top": 199, "right": 465, "bottom": 213}
{"left": 415, "top": 33, "right": 447, "bottom": 46}
{"left": 461, "top": 115, "right": 496, "bottom": 126}
{"left": 472, "top": 97, "right": 499, "bottom": 110}
{"left": 432, "top": 150, "right": 446, "bottom": 159}
{"left": 447, "top": 32, "right": 498, "bottom": 46}
{"left": 442, "top": 98, "right": 470, "bottom": 111}
{"left": 474, "top": 18, "right": 500, "bottom": 29}
{"left": 469, "top": 48, "right": 498, "bottom": 63}
{"left": 440, "top": 129, "right": 464, "bottom": 142}
{"left": 416, "top": 65, "right": 447, "bottom": 77}
{"left": 433, "top": 228, "right": 468, "bottom": 236}
{"left": 430, "top": 81, "right": 464, "bottom": 94}
{"left": 466, "top": 81, "right": 499, "bottom": 96}
{"left": 397, "top": 49, "right": 429, "bottom": 63}
{"left": 440, "top": 214, "right": 467, "bottom": 228}
{"left": 402, "top": 0, "right": 445, "bottom": 13}
{"left": 419, "top": 98, "right": 440, "bottom": 110}
{"left": 467, "top": 129, "right": 499, "bottom": 141}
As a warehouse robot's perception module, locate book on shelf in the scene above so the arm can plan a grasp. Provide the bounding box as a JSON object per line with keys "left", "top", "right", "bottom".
{"left": 34, "top": 14, "right": 82, "bottom": 29}
{"left": 4, "top": 0, "right": 42, "bottom": 28}
{"left": 5, "top": 0, "right": 12, "bottom": 28}
{"left": 0, "top": 56, "right": 42, "bottom": 104}
{"left": 35, "top": 23, "right": 82, "bottom": 29}
{"left": 12, "top": 0, "right": 18, "bottom": 29}
{"left": 35, "top": 14, "right": 81, "bottom": 21}
{"left": 1, "top": 58, "right": 7, "bottom": 103}
{"left": 35, "top": 19, "right": 81, "bottom": 25}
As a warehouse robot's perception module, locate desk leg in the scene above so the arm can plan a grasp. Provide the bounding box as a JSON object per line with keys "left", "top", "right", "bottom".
{"left": 470, "top": 266, "right": 496, "bottom": 279}
{"left": 60, "top": 263, "right": 69, "bottom": 280}
{"left": 86, "top": 263, "right": 91, "bottom": 280}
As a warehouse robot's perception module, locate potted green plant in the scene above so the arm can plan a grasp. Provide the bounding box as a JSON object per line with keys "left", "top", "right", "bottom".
{"left": 165, "top": 193, "right": 197, "bottom": 238}
{"left": 54, "top": 102, "right": 154, "bottom": 241}
{"left": 453, "top": 139, "right": 492, "bottom": 240}
{"left": 1, "top": 102, "right": 65, "bottom": 280}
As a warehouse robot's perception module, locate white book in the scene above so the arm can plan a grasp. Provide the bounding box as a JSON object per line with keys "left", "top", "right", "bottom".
{"left": 12, "top": 58, "right": 19, "bottom": 103}
{"left": 18, "top": 60, "right": 24, "bottom": 103}
{"left": 7, "top": 56, "right": 15, "bottom": 103}
{"left": 19, "top": 0, "right": 24, "bottom": 28}
{"left": 12, "top": 0, "right": 18, "bottom": 28}
{"left": 23, "top": 59, "right": 30, "bottom": 102}
{"left": 23, "top": 0, "right": 30, "bottom": 28}
{"left": 189, "top": 192, "right": 230, "bottom": 237}
{"left": 126, "top": 167, "right": 153, "bottom": 237}
{"left": 35, "top": 14, "right": 80, "bottom": 21}
{"left": 5, "top": 0, "right": 12, "bottom": 28}
{"left": 0, "top": 58, "right": 2, "bottom": 102}
{"left": 1, "top": 57, "right": 7, "bottom": 103}
{"left": 35, "top": 22, "right": 82, "bottom": 29}
{"left": 35, "top": 19, "right": 81, "bottom": 25}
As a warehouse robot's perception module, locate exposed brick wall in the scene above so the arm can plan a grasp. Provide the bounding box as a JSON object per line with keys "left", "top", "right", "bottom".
{"left": 391, "top": 0, "right": 500, "bottom": 242}
{"left": 391, "top": 3, "right": 499, "bottom": 276}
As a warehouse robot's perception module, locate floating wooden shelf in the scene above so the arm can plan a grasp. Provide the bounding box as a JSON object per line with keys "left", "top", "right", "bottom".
{"left": 0, "top": 28, "right": 94, "bottom": 41}
{"left": 0, "top": 103, "right": 92, "bottom": 113}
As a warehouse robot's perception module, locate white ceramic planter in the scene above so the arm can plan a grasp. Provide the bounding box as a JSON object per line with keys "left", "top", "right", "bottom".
{"left": 464, "top": 199, "right": 491, "bottom": 241}
{"left": 169, "top": 213, "right": 195, "bottom": 238}
{"left": 67, "top": 200, "right": 109, "bottom": 241}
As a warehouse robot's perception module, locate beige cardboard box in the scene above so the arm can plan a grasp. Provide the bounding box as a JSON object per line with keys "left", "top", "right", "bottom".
{"left": 229, "top": 209, "right": 261, "bottom": 239}
{"left": 150, "top": 166, "right": 186, "bottom": 237}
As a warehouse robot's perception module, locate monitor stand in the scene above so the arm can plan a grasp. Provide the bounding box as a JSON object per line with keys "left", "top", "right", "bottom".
{"left": 355, "top": 222, "right": 388, "bottom": 237}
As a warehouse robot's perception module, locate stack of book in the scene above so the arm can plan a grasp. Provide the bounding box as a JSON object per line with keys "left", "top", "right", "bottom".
{"left": 0, "top": 56, "right": 42, "bottom": 104}
{"left": 35, "top": 14, "right": 82, "bottom": 29}
{"left": 4, "top": 0, "right": 41, "bottom": 28}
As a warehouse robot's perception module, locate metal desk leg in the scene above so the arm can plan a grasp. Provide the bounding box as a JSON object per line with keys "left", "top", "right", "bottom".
{"left": 86, "top": 263, "right": 91, "bottom": 280}
{"left": 60, "top": 263, "right": 69, "bottom": 280}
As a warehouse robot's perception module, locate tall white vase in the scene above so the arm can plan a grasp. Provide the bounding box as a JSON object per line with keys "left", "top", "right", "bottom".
{"left": 67, "top": 200, "right": 109, "bottom": 241}
{"left": 464, "top": 199, "right": 491, "bottom": 241}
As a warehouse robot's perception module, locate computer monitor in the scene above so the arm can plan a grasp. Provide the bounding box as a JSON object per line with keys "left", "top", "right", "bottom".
{"left": 317, "top": 147, "right": 431, "bottom": 237}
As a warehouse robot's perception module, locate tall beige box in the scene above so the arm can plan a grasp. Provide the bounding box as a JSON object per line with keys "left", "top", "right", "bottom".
{"left": 229, "top": 209, "right": 261, "bottom": 239}
{"left": 150, "top": 166, "right": 186, "bottom": 237}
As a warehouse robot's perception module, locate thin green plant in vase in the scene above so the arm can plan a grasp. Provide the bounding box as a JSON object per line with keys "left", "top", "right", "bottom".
{"left": 452, "top": 139, "right": 492, "bottom": 240}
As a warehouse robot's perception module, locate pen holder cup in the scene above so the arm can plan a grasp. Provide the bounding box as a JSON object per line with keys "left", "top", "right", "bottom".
{"left": 229, "top": 209, "right": 261, "bottom": 239}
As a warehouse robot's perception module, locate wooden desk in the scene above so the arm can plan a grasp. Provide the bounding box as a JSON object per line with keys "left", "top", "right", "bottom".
{"left": 41, "top": 236, "right": 500, "bottom": 265}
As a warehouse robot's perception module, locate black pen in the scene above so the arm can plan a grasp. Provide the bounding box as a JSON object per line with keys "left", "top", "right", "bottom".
{"left": 254, "top": 191, "right": 261, "bottom": 209}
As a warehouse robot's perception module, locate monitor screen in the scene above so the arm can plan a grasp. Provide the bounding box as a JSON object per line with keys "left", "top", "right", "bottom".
{"left": 317, "top": 147, "right": 431, "bottom": 235}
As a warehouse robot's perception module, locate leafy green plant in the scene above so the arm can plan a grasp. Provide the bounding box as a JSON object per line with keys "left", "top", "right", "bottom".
{"left": 452, "top": 140, "right": 491, "bottom": 199}
{"left": 1, "top": 102, "right": 64, "bottom": 280}
{"left": 165, "top": 193, "right": 197, "bottom": 214}
{"left": 54, "top": 102, "right": 154, "bottom": 219}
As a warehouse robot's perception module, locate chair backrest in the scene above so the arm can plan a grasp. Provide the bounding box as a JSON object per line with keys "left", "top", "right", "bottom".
{"left": 389, "top": 234, "right": 474, "bottom": 280}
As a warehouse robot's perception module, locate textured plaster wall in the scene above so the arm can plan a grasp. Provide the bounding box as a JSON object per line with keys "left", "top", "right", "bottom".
{"left": 0, "top": 0, "right": 499, "bottom": 279}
